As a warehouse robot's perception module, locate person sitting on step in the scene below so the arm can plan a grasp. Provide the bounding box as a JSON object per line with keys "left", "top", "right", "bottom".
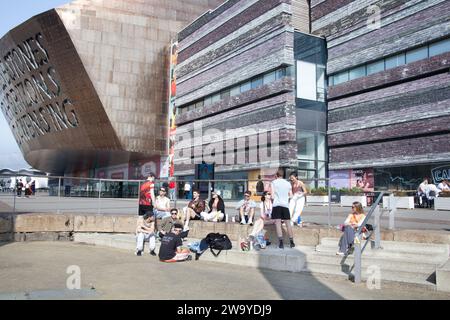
{"left": 236, "top": 190, "right": 256, "bottom": 225}
{"left": 336, "top": 201, "right": 366, "bottom": 256}
{"left": 135, "top": 212, "right": 157, "bottom": 256}
{"left": 159, "top": 223, "right": 192, "bottom": 262}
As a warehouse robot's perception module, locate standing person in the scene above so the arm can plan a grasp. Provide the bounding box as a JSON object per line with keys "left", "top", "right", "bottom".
{"left": 17, "top": 180, "right": 23, "bottom": 197}
{"left": 153, "top": 187, "right": 171, "bottom": 219}
{"left": 168, "top": 178, "right": 176, "bottom": 200}
{"left": 336, "top": 202, "right": 366, "bottom": 255}
{"left": 182, "top": 190, "right": 206, "bottom": 230}
{"left": 270, "top": 168, "right": 295, "bottom": 249}
{"left": 138, "top": 174, "right": 156, "bottom": 217}
{"left": 236, "top": 191, "right": 256, "bottom": 225}
{"left": 135, "top": 213, "right": 157, "bottom": 256}
{"left": 289, "top": 172, "right": 308, "bottom": 227}
{"left": 159, "top": 223, "right": 192, "bottom": 262}
{"left": 256, "top": 175, "right": 264, "bottom": 196}
{"left": 184, "top": 181, "right": 191, "bottom": 199}
{"left": 202, "top": 191, "right": 225, "bottom": 222}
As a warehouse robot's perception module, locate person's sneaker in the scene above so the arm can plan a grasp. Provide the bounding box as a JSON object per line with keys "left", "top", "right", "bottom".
{"left": 240, "top": 221, "right": 245, "bottom": 225}
{"left": 336, "top": 251, "right": 344, "bottom": 256}
{"left": 186, "top": 255, "right": 193, "bottom": 261}
{"left": 266, "top": 241, "right": 272, "bottom": 246}
{"left": 135, "top": 250, "right": 142, "bottom": 256}
{"left": 290, "top": 240, "right": 295, "bottom": 248}
{"left": 183, "top": 226, "right": 190, "bottom": 232}
{"left": 279, "top": 240, "right": 284, "bottom": 249}
{"left": 150, "top": 250, "right": 156, "bottom": 256}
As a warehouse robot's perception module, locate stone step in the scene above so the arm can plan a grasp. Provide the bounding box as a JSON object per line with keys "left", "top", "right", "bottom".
{"left": 305, "top": 251, "right": 442, "bottom": 273}
{"left": 315, "top": 245, "right": 447, "bottom": 263}
{"left": 301, "top": 262, "right": 436, "bottom": 290}
{"left": 319, "top": 237, "right": 450, "bottom": 255}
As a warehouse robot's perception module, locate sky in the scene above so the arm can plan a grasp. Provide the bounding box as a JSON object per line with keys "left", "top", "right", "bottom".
{"left": 0, "top": 0, "right": 70, "bottom": 170}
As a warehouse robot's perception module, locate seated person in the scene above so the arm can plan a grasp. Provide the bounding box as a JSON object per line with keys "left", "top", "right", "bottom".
{"left": 201, "top": 191, "right": 225, "bottom": 222}
{"left": 159, "top": 223, "right": 192, "bottom": 262}
{"left": 183, "top": 190, "right": 206, "bottom": 230}
{"left": 248, "top": 191, "right": 274, "bottom": 246}
{"left": 159, "top": 208, "right": 189, "bottom": 239}
{"left": 135, "top": 212, "right": 157, "bottom": 256}
{"left": 153, "top": 187, "right": 171, "bottom": 219}
{"left": 236, "top": 190, "right": 256, "bottom": 225}
{"left": 438, "top": 179, "right": 450, "bottom": 192}
{"left": 336, "top": 202, "right": 366, "bottom": 256}
{"left": 424, "top": 183, "right": 440, "bottom": 208}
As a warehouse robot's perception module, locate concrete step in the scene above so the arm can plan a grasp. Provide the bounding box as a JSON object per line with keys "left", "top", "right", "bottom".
{"left": 301, "top": 262, "right": 436, "bottom": 290}
{"left": 73, "top": 233, "right": 439, "bottom": 290}
{"left": 319, "top": 237, "right": 449, "bottom": 255}
{"left": 315, "top": 245, "right": 447, "bottom": 263}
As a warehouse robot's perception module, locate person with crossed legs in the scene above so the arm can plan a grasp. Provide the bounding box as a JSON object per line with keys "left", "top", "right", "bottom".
{"left": 159, "top": 223, "right": 192, "bottom": 262}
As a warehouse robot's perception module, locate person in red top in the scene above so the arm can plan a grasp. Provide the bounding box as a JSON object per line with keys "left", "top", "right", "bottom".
{"left": 168, "top": 178, "right": 176, "bottom": 201}
{"left": 139, "top": 174, "right": 156, "bottom": 216}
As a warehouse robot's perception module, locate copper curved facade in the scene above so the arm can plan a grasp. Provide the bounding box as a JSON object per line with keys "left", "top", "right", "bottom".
{"left": 0, "top": 0, "right": 225, "bottom": 175}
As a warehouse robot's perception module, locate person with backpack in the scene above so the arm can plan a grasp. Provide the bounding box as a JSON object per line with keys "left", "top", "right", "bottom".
{"left": 270, "top": 168, "right": 295, "bottom": 249}
{"left": 159, "top": 223, "right": 192, "bottom": 262}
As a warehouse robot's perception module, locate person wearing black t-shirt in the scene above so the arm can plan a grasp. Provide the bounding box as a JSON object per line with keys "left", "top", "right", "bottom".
{"left": 159, "top": 224, "right": 192, "bottom": 262}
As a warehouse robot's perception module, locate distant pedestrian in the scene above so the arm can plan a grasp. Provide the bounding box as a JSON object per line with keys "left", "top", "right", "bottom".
{"left": 16, "top": 180, "right": 23, "bottom": 197}
{"left": 270, "top": 168, "right": 295, "bottom": 249}
{"left": 289, "top": 172, "right": 307, "bottom": 227}
{"left": 256, "top": 175, "right": 264, "bottom": 196}
{"left": 138, "top": 174, "right": 156, "bottom": 216}
{"left": 168, "top": 178, "right": 176, "bottom": 200}
{"left": 184, "top": 182, "right": 191, "bottom": 199}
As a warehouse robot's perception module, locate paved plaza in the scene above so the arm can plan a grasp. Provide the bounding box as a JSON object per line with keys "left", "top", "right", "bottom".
{"left": 0, "top": 242, "right": 449, "bottom": 300}
{"left": 1, "top": 194, "right": 449, "bottom": 231}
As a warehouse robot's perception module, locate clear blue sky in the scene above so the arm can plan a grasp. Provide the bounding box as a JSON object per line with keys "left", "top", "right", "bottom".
{"left": 0, "top": 0, "right": 70, "bottom": 170}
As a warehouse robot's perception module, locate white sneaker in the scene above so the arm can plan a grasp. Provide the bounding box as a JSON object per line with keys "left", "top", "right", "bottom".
{"left": 336, "top": 251, "right": 344, "bottom": 256}
{"left": 183, "top": 225, "right": 190, "bottom": 232}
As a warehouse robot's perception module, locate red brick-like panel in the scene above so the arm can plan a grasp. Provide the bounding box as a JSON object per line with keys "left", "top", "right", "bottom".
{"left": 311, "top": 0, "right": 354, "bottom": 21}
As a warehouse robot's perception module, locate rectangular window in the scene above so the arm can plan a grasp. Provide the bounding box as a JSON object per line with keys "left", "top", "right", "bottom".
{"left": 385, "top": 53, "right": 406, "bottom": 69}
{"left": 328, "top": 75, "right": 334, "bottom": 86}
{"left": 366, "top": 60, "right": 384, "bottom": 75}
{"left": 230, "top": 86, "right": 240, "bottom": 97}
{"left": 204, "top": 96, "right": 212, "bottom": 106}
{"left": 316, "top": 65, "right": 326, "bottom": 102}
{"left": 211, "top": 93, "right": 221, "bottom": 103}
{"left": 317, "top": 133, "right": 326, "bottom": 161}
{"left": 240, "top": 81, "right": 251, "bottom": 93}
{"left": 333, "top": 71, "right": 349, "bottom": 85}
{"left": 349, "top": 65, "right": 366, "bottom": 80}
{"left": 251, "top": 77, "right": 263, "bottom": 89}
{"left": 194, "top": 100, "right": 204, "bottom": 109}
{"left": 220, "top": 89, "right": 230, "bottom": 99}
{"left": 297, "top": 132, "right": 315, "bottom": 160}
{"left": 263, "top": 71, "right": 276, "bottom": 85}
{"left": 429, "top": 38, "right": 450, "bottom": 57}
{"left": 296, "top": 60, "right": 317, "bottom": 101}
{"left": 276, "top": 68, "right": 286, "bottom": 80}
{"left": 406, "top": 46, "right": 428, "bottom": 63}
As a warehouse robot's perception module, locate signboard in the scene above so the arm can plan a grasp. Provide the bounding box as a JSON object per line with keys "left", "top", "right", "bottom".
{"left": 431, "top": 165, "right": 450, "bottom": 184}
{"left": 166, "top": 41, "right": 178, "bottom": 178}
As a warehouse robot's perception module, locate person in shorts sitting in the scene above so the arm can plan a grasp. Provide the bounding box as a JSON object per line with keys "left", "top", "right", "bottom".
{"left": 159, "top": 223, "right": 192, "bottom": 262}
{"left": 182, "top": 190, "right": 206, "bottom": 230}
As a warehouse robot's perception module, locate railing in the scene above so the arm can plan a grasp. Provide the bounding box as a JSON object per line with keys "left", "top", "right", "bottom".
{"left": 352, "top": 191, "right": 390, "bottom": 284}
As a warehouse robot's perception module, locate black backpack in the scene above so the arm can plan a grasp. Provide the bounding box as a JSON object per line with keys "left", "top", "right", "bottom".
{"left": 203, "top": 233, "right": 232, "bottom": 257}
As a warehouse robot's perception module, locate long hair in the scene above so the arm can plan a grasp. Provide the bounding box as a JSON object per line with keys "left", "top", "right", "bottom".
{"left": 352, "top": 201, "right": 364, "bottom": 214}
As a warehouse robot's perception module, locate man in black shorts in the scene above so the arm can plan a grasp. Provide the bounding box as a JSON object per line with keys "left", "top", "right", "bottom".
{"left": 270, "top": 169, "right": 295, "bottom": 249}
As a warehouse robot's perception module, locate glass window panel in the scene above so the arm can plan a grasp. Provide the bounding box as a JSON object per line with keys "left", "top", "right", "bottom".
{"left": 204, "top": 96, "right": 212, "bottom": 106}
{"left": 429, "top": 38, "right": 450, "bottom": 57}
{"left": 316, "top": 65, "right": 326, "bottom": 102}
{"left": 385, "top": 53, "right": 406, "bottom": 69}
{"left": 211, "top": 93, "right": 221, "bottom": 103}
{"left": 263, "top": 71, "right": 276, "bottom": 85}
{"left": 349, "top": 65, "right": 366, "bottom": 80}
{"left": 333, "top": 71, "right": 349, "bottom": 85}
{"left": 328, "top": 75, "right": 334, "bottom": 86}
{"left": 406, "top": 46, "right": 428, "bottom": 63}
{"left": 230, "top": 86, "right": 240, "bottom": 96}
{"left": 276, "top": 68, "right": 286, "bottom": 80}
{"left": 251, "top": 77, "right": 263, "bottom": 89}
{"left": 286, "top": 65, "right": 295, "bottom": 77}
{"left": 220, "top": 89, "right": 230, "bottom": 99}
{"left": 297, "top": 60, "right": 317, "bottom": 101}
{"left": 297, "top": 132, "right": 315, "bottom": 160}
{"left": 317, "top": 133, "right": 326, "bottom": 161}
{"left": 195, "top": 100, "right": 204, "bottom": 109}
{"left": 366, "top": 60, "right": 384, "bottom": 75}
{"left": 240, "top": 81, "right": 251, "bottom": 93}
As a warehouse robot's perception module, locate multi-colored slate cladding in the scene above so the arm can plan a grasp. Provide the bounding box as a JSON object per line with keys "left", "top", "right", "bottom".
{"left": 311, "top": 0, "right": 450, "bottom": 170}
{"left": 175, "top": 0, "right": 310, "bottom": 176}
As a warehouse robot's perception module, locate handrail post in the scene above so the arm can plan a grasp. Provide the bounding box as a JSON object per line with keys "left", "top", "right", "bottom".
{"left": 208, "top": 180, "right": 212, "bottom": 201}
{"left": 13, "top": 176, "right": 16, "bottom": 214}
{"left": 97, "top": 179, "right": 102, "bottom": 214}
{"left": 327, "top": 183, "right": 331, "bottom": 228}
{"left": 389, "top": 193, "right": 396, "bottom": 230}
{"left": 57, "top": 177, "right": 61, "bottom": 214}
{"left": 374, "top": 204, "right": 381, "bottom": 250}
{"left": 354, "top": 234, "right": 362, "bottom": 284}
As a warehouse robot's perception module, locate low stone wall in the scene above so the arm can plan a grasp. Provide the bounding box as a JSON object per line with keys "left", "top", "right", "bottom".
{"left": 1, "top": 213, "right": 450, "bottom": 245}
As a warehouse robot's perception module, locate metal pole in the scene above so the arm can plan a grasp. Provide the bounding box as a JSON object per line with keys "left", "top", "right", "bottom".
{"left": 57, "top": 177, "right": 61, "bottom": 214}
{"left": 374, "top": 205, "right": 381, "bottom": 250}
{"left": 389, "top": 193, "right": 396, "bottom": 230}
{"left": 354, "top": 234, "right": 362, "bottom": 284}
{"left": 208, "top": 180, "right": 212, "bottom": 200}
{"left": 174, "top": 178, "right": 177, "bottom": 209}
{"left": 97, "top": 179, "right": 102, "bottom": 214}
{"left": 13, "top": 176, "right": 16, "bottom": 214}
{"left": 327, "top": 183, "right": 331, "bottom": 228}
